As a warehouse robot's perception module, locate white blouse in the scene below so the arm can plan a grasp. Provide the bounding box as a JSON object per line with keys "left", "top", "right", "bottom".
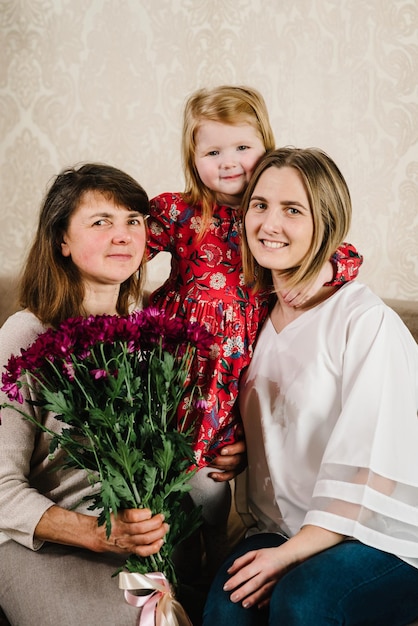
{"left": 239, "top": 282, "right": 418, "bottom": 568}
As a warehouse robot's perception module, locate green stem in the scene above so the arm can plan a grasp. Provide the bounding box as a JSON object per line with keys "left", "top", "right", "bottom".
{"left": 147, "top": 353, "right": 156, "bottom": 432}
{"left": 131, "top": 481, "right": 142, "bottom": 507}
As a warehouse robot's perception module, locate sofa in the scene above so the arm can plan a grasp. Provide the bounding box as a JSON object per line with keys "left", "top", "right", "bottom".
{"left": 0, "top": 276, "right": 417, "bottom": 625}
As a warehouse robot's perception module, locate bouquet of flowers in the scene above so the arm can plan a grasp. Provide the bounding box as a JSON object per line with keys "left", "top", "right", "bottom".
{"left": 1, "top": 307, "right": 213, "bottom": 624}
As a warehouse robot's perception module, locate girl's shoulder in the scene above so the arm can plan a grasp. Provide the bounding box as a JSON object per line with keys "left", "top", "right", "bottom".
{"left": 150, "top": 192, "right": 190, "bottom": 209}
{"left": 149, "top": 193, "right": 203, "bottom": 230}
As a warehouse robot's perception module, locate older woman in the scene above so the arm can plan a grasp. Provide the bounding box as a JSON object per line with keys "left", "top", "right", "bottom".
{"left": 0, "top": 164, "right": 169, "bottom": 626}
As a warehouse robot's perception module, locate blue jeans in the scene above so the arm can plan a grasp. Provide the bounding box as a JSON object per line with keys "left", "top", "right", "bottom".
{"left": 202, "top": 533, "right": 418, "bottom": 625}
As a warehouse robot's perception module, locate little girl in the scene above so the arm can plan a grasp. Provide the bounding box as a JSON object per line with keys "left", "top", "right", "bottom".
{"left": 146, "top": 86, "right": 362, "bottom": 572}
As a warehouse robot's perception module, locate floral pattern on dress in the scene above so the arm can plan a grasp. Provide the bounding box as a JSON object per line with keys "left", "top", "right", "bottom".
{"left": 147, "top": 192, "right": 363, "bottom": 468}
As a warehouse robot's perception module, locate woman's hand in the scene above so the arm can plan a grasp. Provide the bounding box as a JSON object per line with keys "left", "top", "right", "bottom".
{"left": 102, "top": 508, "right": 169, "bottom": 557}
{"left": 224, "top": 546, "right": 288, "bottom": 609}
{"left": 223, "top": 525, "right": 345, "bottom": 609}
{"left": 208, "top": 438, "right": 247, "bottom": 482}
{"left": 34, "top": 505, "right": 169, "bottom": 557}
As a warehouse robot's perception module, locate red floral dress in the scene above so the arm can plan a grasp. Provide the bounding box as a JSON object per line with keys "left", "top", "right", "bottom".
{"left": 147, "top": 193, "right": 362, "bottom": 468}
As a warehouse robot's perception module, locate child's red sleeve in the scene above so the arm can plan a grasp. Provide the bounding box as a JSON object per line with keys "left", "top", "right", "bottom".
{"left": 326, "top": 242, "right": 363, "bottom": 285}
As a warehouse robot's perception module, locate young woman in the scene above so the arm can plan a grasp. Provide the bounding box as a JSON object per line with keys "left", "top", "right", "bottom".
{"left": 203, "top": 148, "right": 418, "bottom": 626}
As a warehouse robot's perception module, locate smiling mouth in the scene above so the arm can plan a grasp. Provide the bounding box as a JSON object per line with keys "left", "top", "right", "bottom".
{"left": 262, "top": 240, "right": 287, "bottom": 249}
{"left": 221, "top": 173, "right": 243, "bottom": 181}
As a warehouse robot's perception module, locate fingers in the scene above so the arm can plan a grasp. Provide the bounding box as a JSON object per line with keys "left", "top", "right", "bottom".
{"left": 208, "top": 469, "right": 234, "bottom": 482}
{"left": 118, "top": 508, "right": 155, "bottom": 523}
{"left": 209, "top": 450, "right": 245, "bottom": 470}
{"left": 222, "top": 440, "right": 246, "bottom": 455}
{"left": 129, "top": 532, "right": 168, "bottom": 558}
{"left": 208, "top": 461, "right": 246, "bottom": 481}
{"left": 226, "top": 550, "right": 257, "bottom": 577}
{"left": 281, "top": 264, "right": 332, "bottom": 308}
{"left": 223, "top": 550, "right": 281, "bottom": 609}
{"left": 235, "top": 580, "right": 276, "bottom": 609}
{"left": 281, "top": 289, "right": 309, "bottom": 308}
{"left": 107, "top": 510, "right": 169, "bottom": 557}
{"left": 225, "top": 562, "right": 275, "bottom": 609}
{"left": 257, "top": 596, "right": 271, "bottom": 610}
{"left": 208, "top": 440, "right": 247, "bottom": 480}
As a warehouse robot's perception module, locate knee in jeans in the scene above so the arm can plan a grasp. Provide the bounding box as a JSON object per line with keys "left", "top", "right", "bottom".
{"left": 270, "top": 576, "right": 317, "bottom": 622}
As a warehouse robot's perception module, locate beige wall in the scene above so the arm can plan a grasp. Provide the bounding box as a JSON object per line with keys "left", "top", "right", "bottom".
{"left": 1, "top": 0, "right": 417, "bottom": 312}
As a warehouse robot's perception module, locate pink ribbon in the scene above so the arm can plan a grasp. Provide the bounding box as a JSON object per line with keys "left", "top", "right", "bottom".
{"left": 118, "top": 571, "right": 193, "bottom": 626}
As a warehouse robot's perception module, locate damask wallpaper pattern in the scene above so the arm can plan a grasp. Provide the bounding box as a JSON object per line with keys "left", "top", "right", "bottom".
{"left": 0, "top": 0, "right": 417, "bottom": 314}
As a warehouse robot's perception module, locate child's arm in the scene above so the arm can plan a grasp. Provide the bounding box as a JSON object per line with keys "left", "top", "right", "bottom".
{"left": 146, "top": 193, "right": 178, "bottom": 260}
{"left": 282, "top": 242, "right": 363, "bottom": 307}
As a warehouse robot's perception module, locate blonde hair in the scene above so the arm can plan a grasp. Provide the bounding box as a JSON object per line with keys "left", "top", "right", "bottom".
{"left": 182, "top": 85, "right": 275, "bottom": 235}
{"left": 20, "top": 163, "right": 149, "bottom": 327}
{"left": 241, "top": 147, "right": 352, "bottom": 292}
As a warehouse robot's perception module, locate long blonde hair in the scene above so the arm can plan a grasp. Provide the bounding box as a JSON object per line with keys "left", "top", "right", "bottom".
{"left": 182, "top": 85, "right": 276, "bottom": 236}
{"left": 241, "top": 148, "right": 352, "bottom": 292}
{"left": 20, "top": 163, "right": 149, "bottom": 327}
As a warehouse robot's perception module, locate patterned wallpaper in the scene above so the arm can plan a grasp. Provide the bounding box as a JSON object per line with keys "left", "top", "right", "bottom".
{"left": 0, "top": 0, "right": 417, "bottom": 323}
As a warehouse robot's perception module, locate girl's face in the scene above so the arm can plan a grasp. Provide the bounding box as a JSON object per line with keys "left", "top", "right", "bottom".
{"left": 61, "top": 190, "right": 147, "bottom": 291}
{"left": 194, "top": 120, "right": 265, "bottom": 207}
{"left": 245, "top": 166, "right": 314, "bottom": 277}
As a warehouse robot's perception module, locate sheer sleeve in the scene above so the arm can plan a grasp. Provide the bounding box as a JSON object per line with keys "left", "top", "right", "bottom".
{"left": 304, "top": 304, "right": 418, "bottom": 565}
{"left": 327, "top": 242, "right": 363, "bottom": 285}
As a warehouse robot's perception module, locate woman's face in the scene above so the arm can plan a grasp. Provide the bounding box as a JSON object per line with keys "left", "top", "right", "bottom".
{"left": 61, "top": 190, "right": 146, "bottom": 290}
{"left": 245, "top": 165, "right": 314, "bottom": 273}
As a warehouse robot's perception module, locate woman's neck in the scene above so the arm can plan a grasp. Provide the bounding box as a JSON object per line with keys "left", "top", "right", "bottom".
{"left": 271, "top": 282, "right": 339, "bottom": 333}
{"left": 270, "top": 297, "right": 303, "bottom": 333}
{"left": 83, "top": 285, "right": 120, "bottom": 317}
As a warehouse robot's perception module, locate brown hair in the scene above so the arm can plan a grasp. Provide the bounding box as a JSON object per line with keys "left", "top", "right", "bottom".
{"left": 19, "top": 163, "right": 149, "bottom": 326}
{"left": 241, "top": 147, "right": 352, "bottom": 292}
{"left": 181, "top": 85, "right": 275, "bottom": 235}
